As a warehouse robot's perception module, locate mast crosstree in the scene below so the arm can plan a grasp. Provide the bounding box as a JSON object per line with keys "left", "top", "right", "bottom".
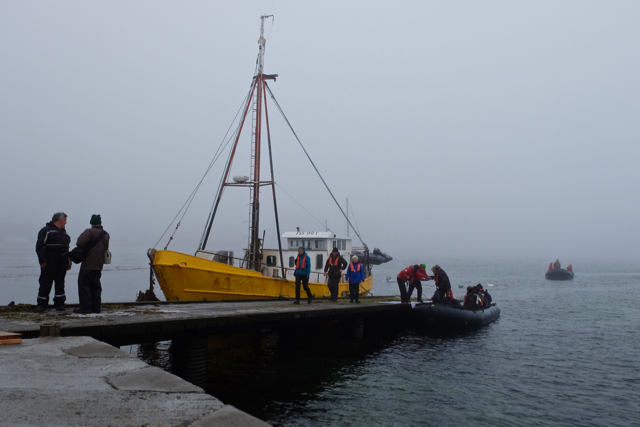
{"left": 199, "top": 15, "right": 283, "bottom": 274}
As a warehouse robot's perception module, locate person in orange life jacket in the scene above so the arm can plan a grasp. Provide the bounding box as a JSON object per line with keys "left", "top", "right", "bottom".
{"left": 429, "top": 264, "right": 453, "bottom": 304}
{"left": 397, "top": 264, "right": 430, "bottom": 303}
{"left": 293, "top": 246, "right": 313, "bottom": 305}
{"left": 324, "top": 247, "right": 347, "bottom": 302}
{"left": 548, "top": 262, "right": 553, "bottom": 271}
{"left": 345, "top": 255, "right": 365, "bottom": 303}
{"left": 35, "top": 212, "right": 72, "bottom": 312}
{"left": 567, "top": 264, "right": 573, "bottom": 272}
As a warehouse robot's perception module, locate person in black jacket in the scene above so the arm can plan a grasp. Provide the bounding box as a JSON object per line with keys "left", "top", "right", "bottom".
{"left": 429, "top": 264, "right": 452, "bottom": 304}
{"left": 324, "top": 248, "right": 347, "bottom": 302}
{"left": 35, "top": 212, "right": 72, "bottom": 312}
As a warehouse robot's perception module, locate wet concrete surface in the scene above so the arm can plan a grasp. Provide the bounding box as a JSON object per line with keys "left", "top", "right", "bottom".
{"left": 0, "top": 336, "right": 270, "bottom": 426}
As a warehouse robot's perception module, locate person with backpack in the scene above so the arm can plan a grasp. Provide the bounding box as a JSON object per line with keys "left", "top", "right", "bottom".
{"left": 73, "top": 215, "right": 110, "bottom": 314}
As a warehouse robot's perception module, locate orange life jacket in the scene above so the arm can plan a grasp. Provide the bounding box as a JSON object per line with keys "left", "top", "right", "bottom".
{"left": 296, "top": 255, "right": 306, "bottom": 269}
{"left": 350, "top": 262, "right": 361, "bottom": 272}
{"left": 328, "top": 256, "right": 339, "bottom": 267}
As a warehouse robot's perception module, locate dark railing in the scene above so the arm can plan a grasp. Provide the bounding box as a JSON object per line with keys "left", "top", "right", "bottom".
{"left": 197, "top": 250, "right": 370, "bottom": 283}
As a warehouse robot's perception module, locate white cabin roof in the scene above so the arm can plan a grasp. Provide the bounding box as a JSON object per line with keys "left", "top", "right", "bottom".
{"left": 282, "top": 231, "right": 343, "bottom": 239}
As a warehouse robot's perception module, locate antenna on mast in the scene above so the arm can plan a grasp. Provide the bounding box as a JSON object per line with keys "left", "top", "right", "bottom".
{"left": 257, "top": 15, "right": 273, "bottom": 75}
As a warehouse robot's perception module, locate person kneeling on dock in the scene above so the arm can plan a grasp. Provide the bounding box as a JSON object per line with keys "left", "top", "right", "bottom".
{"left": 429, "top": 265, "right": 453, "bottom": 304}
{"left": 324, "top": 247, "right": 347, "bottom": 302}
{"left": 294, "top": 247, "right": 313, "bottom": 305}
{"left": 345, "top": 255, "right": 365, "bottom": 303}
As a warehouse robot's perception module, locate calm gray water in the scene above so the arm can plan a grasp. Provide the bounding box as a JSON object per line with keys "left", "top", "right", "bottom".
{"left": 2, "top": 245, "right": 639, "bottom": 426}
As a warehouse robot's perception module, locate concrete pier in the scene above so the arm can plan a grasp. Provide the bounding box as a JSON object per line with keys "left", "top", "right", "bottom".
{"left": 0, "top": 336, "right": 269, "bottom": 426}
{"left": 0, "top": 297, "right": 409, "bottom": 346}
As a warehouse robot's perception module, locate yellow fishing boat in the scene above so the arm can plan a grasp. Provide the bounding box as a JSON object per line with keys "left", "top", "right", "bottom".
{"left": 149, "top": 232, "right": 373, "bottom": 301}
{"left": 148, "top": 16, "right": 379, "bottom": 302}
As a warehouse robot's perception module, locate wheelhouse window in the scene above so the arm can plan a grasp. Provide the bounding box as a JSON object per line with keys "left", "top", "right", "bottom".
{"left": 315, "top": 240, "right": 326, "bottom": 250}
{"left": 316, "top": 254, "right": 323, "bottom": 269}
{"left": 290, "top": 240, "right": 298, "bottom": 249}
{"left": 289, "top": 256, "right": 294, "bottom": 268}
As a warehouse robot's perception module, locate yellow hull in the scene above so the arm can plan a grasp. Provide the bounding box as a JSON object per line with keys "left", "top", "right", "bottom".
{"left": 151, "top": 250, "right": 373, "bottom": 301}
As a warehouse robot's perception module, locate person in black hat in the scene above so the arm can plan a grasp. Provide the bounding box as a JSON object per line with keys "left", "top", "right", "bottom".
{"left": 73, "top": 214, "right": 110, "bottom": 314}
{"left": 324, "top": 247, "right": 347, "bottom": 302}
{"left": 35, "top": 212, "right": 72, "bottom": 312}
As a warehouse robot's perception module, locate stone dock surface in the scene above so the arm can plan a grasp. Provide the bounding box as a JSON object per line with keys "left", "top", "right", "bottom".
{"left": 0, "top": 336, "right": 270, "bottom": 427}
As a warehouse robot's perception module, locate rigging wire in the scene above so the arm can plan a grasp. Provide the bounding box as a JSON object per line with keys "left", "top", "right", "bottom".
{"left": 198, "top": 84, "right": 255, "bottom": 249}
{"left": 274, "top": 183, "right": 333, "bottom": 234}
{"left": 264, "top": 82, "right": 367, "bottom": 247}
{"left": 348, "top": 203, "right": 362, "bottom": 239}
{"left": 153, "top": 84, "right": 255, "bottom": 249}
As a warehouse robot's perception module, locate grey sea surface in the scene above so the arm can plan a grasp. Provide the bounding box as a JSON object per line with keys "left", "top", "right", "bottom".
{"left": 2, "top": 244, "right": 639, "bottom": 426}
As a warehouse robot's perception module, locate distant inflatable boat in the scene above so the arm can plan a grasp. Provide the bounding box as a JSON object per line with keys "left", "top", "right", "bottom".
{"left": 545, "top": 269, "right": 574, "bottom": 281}
{"left": 411, "top": 302, "right": 500, "bottom": 333}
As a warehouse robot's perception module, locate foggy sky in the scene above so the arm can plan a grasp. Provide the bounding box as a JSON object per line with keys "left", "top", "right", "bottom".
{"left": 1, "top": 1, "right": 639, "bottom": 265}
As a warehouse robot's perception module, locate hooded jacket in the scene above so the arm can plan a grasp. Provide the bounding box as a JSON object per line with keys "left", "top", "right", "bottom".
{"left": 324, "top": 251, "right": 348, "bottom": 278}
{"left": 294, "top": 247, "right": 311, "bottom": 276}
{"left": 36, "top": 222, "right": 71, "bottom": 265}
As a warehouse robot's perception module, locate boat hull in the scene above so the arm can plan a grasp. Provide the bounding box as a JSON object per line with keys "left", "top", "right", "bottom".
{"left": 545, "top": 269, "right": 574, "bottom": 281}
{"left": 151, "top": 250, "right": 373, "bottom": 301}
{"left": 411, "top": 302, "right": 500, "bottom": 333}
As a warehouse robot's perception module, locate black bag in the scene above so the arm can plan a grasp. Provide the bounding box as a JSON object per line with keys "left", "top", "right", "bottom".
{"left": 69, "top": 231, "right": 106, "bottom": 264}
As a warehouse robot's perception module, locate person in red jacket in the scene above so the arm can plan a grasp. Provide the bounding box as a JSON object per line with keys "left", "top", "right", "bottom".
{"left": 397, "top": 264, "right": 430, "bottom": 303}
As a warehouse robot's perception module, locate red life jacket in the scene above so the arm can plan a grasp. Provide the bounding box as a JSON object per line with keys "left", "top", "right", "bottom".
{"left": 328, "top": 256, "right": 339, "bottom": 267}
{"left": 350, "top": 262, "right": 361, "bottom": 272}
{"left": 296, "top": 255, "right": 306, "bottom": 269}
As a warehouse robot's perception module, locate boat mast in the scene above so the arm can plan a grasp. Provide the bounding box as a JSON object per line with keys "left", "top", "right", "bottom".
{"left": 200, "top": 15, "right": 281, "bottom": 274}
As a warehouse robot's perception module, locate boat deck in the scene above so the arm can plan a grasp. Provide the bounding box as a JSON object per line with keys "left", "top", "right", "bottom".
{"left": 0, "top": 297, "right": 409, "bottom": 346}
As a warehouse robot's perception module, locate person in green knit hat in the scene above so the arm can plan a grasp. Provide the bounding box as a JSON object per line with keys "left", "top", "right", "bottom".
{"left": 73, "top": 214, "right": 110, "bottom": 314}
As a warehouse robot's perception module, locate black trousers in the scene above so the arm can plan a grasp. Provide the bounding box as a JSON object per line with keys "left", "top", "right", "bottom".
{"left": 37, "top": 257, "right": 68, "bottom": 308}
{"left": 327, "top": 276, "right": 340, "bottom": 301}
{"left": 349, "top": 281, "right": 360, "bottom": 302}
{"left": 397, "top": 278, "right": 409, "bottom": 303}
{"left": 407, "top": 281, "right": 423, "bottom": 301}
{"left": 78, "top": 269, "right": 102, "bottom": 312}
{"left": 294, "top": 274, "right": 312, "bottom": 301}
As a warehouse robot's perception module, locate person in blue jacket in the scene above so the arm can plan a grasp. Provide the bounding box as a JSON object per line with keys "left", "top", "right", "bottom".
{"left": 294, "top": 246, "right": 313, "bottom": 304}
{"left": 345, "top": 255, "right": 365, "bottom": 303}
